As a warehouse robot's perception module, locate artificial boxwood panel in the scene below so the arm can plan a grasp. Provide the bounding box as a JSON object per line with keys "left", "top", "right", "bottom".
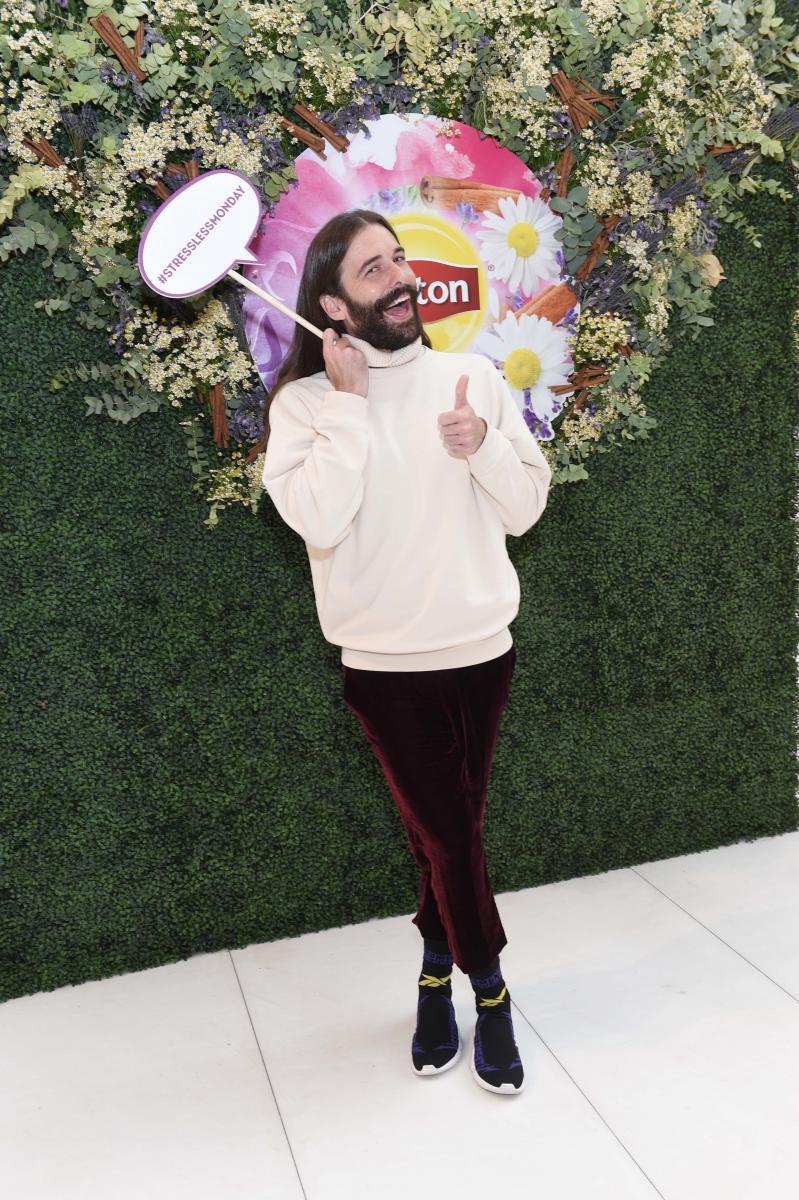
{"left": 1, "top": 167, "right": 796, "bottom": 1003}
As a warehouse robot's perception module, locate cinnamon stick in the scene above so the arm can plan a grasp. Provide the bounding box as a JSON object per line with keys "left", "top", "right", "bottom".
{"left": 164, "top": 160, "right": 200, "bottom": 181}
{"left": 420, "top": 175, "right": 522, "bottom": 213}
{"left": 540, "top": 148, "right": 576, "bottom": 204}
{"left": 141, "top": 171, "right": 171, "bottom": 201}
{"left": 21, "top": 135, "right": 82, "bottom": 193}
{"left": 554, "top": 147, "right": 576, "bottom": 198}
{"left": 557, "top": 365, "right": 612, "bottom": 419}
{"left": 207, "top": 382, "right": 229, "bottom": 448}
{"left": 245, "top": 434, "right": 266, "bottom": 464}
{"left": 550, "top": 70, "right": 616, "bottom": 132}
{"left": 90, "top": 12, "right": 146, "bottom": 81}
{"left": 514, "top": 281, "right": 578, "bottom": 326}
{"left": 279, "top": 116, "right": 327, "bottom": 159}
{"left": 574, "top": 214, "right": 621, "bottom": 281}
{"left": 292, "top": 101, "right": 350, "bottom": 153}
{"left": 708, "top": 141, "right": 745, "bottom": 157}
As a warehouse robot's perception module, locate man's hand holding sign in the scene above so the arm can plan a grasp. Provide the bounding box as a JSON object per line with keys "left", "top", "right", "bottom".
{"left": 320, "top": 327, "right": 369, "bottom": 400}
{"left": 137, "top": 168, "right": 486, "bottom": 460}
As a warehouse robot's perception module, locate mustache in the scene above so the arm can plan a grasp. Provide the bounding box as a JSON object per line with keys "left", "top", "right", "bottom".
{"left": 380, "top": 286, "right": 418, "bottom": 311}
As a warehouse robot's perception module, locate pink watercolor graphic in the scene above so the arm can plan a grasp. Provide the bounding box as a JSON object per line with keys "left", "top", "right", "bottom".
{"left": 242, "top": 113, "right": 577, "bottom": 439}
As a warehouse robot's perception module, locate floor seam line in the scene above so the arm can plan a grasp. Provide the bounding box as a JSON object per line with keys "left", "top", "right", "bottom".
{"left": 227, "top": 950, "right": 309, "bottom": 1200}
{"left": 509, "top": 996, "right": 668, "bottom": 1200}
{"left": 631, "top": 866, "right": 799, "bottom": 1002}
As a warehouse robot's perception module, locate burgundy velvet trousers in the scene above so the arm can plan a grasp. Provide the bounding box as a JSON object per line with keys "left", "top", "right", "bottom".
{"left": 341, "top": 644, "right": 516, "bottom": 974}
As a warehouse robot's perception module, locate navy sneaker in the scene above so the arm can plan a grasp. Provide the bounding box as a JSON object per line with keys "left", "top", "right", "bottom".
{"left": 411, "top": 968, "right": 461, "bottom": 1075}
{"left": 470, "top": 985, "right": 525, "bottom": 1094}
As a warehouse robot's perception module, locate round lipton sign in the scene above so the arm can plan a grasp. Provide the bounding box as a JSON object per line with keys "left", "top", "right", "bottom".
{"left": 242, "top": 113, "right": 577, "bottom": 440}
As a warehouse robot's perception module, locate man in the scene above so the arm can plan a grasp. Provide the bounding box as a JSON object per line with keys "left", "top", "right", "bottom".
{"left": 261, "top": 208, "right": 552, "bottom": 1095}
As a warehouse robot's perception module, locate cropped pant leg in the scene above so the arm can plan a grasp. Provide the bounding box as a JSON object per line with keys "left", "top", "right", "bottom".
{"left": 341, "top": 644, "right": 516, "bottom": 974}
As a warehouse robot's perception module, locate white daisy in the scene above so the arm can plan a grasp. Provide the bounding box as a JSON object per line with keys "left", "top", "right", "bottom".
{"left": 476, "top": 193, "right": 562, "bottom": 295}
{"left": 473, "top": 310, "right": 574, "bottom": 439}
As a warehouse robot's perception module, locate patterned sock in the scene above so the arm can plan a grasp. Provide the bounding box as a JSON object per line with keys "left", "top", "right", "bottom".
{"left": 411, "top": 936, "right": 460, "bottom": 1074}
{"left": 468, "top": 957, "right": 524, "bottom": 1093}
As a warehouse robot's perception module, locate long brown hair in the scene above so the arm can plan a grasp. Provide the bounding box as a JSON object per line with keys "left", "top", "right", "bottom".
{"left": 256, "top": 208, "right": 432, "bottom": 454}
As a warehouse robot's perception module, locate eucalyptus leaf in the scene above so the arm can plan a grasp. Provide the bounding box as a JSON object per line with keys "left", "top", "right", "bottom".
{"left": 57, "top": 33, "right": 94, "bottom": 62}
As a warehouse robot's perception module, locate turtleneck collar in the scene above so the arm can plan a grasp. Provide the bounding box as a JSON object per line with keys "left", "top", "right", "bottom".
{"left": 339, "top": 331, "right": 425, "bottom": 369}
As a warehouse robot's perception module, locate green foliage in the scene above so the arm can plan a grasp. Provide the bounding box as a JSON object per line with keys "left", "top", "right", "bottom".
{"left": 1, "top": 169, "right": 796, "bottom": 999}
{"left": 0, "top": 4, "right": 797, "bottom": 1003}
{"left": 548, "top": 184, "right": 605, "bottom": 274}
{"left": 48, "top": 358, "right": 163, "bottom": 422}
{"left": 1, "top": 0, "right": 797, "bottom": 524}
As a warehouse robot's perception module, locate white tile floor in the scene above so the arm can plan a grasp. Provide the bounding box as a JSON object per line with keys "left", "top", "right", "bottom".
{"left": 2, "top": 830, "right": 799, "bottom": 1200}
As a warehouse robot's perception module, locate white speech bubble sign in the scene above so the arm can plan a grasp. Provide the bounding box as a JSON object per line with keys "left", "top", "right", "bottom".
{"left": 138, "top": 168, "right": 264, "bottom": 297}
{"left": 136, "top": 167, "right": 325, "bottom": 340}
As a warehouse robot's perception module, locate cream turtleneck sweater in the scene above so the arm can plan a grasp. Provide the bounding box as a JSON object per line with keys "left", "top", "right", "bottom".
{"left": 261, "top": 330, "right": 552, "bottom": 671}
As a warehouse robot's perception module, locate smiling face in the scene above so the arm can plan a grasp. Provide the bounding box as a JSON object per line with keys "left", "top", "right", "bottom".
{"left": 318, "top": 223, "right": 423, "bottom": 350}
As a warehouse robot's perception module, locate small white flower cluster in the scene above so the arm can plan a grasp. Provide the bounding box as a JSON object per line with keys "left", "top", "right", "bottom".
{"left": 615, "top": 228, "right": 656, "bottom": 281}
{"left": 575, "top": 144, "right": 622, "bottom": 218}
{"left": 578, "top": 149, "right": 662, "bottom": 241}
{"left": 72, "top": 168, "right": 132, "bottom": 267}
{"left": 241, "top": 0, "right": 308, "bottom": 57}
{"left": 665, "top": 193, "right": 702, "bottom": 254}
{"left": 622, "top": 169, "right": 659, "bottom": 222}
{"left": 581, "top": 0, "right": 624, "bottom": 40}
{"left": 399, "top": 34, "right": 479, "bottom": 111}
{"left": 641, "top": 261, "right": 674, "bottom": 336}
{"left": 641, "top": 86, "right": 697, "bottom": 157}
{"left": 28, "top": 162, "right": 81, "bottom": 206}
{"left": 119, "top": 117, "right": 177, "bottom": 178}
{"left": 574, "top": 309, "right": 630, "bottom": 364}
{"left": 703, "top": 32, "right": 776, "bottom": 131}
{"left": 562, "top": 379, "right": 649, "bottom": 449}
{"left": 483, "top": 32, "right": 557, "bottom": 157}
{"left": 602, "top": 15, "right": 775, "bottom": 156}
{"left": 2, "top": 76, "right": 62, "bottom": 162}
{"left": 0, "top": 73, "right": 19, "bottom": 102}
{"left": 152, "top": 0, "right": 202, "bottom": 24}
{"left": 647, "top": 0, "right": 714, "bottom": 43}
{"left": 1, "top": 20, "right": 52, "bottom": 63}
{"left": 122, "top": 300, "right": 258, "bottom": 405}
{"left": 297, "top": 45, "right": 358, "bottom": 108}
{"left": 116, "top": 101, "right": 281, "bottom": 181}
{"left": 0, "top": 0, "right": 37, "bottom": 34}
{"left": 63, "top": 100, "right": 282, "bottom": 277}
{"left": 152, "top": 0, "right": 219, "bottom": 61}
{"left": 602, "top": 35, "right": 657, "bottom": 96}
{"left": 173, "top": 33, "right": 213, "bottom": 61}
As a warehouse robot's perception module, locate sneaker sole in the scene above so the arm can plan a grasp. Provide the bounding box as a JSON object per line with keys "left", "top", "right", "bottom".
{"left": 411, "top": 1038, "right": 462, "bottom": 1076}
{"left": 470, "top": 1041, "right": 525, "bottom": 1094}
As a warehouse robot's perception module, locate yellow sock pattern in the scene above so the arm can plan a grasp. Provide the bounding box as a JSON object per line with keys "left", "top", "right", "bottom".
{"left": 418, "top": 972, "right": 452, "bottom": 989}
{"left": 477, "top": 985, "right": 508, "bottom": 1008}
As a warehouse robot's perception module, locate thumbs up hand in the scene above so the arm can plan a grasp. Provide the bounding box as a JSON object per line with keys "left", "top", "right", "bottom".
{"left": 437, "top": 374, "right": 488, "bottom": 458}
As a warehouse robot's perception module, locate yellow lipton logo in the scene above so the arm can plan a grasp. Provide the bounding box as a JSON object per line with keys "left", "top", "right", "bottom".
{"left": 390, "top": 212, "right": 489, "bottom": 353}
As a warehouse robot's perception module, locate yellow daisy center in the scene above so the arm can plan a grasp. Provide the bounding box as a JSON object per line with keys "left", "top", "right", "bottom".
{"left": 506, "top": 221, "right": 539, "bottom": 257}
{"left": 504, "top": 347, "right": 541, "bottom": 391}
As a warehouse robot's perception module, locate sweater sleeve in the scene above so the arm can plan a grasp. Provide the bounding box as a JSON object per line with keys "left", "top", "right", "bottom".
{"left": 466, "top": 360, "right": 553, "bottom": 537}
{"left": 261, "top": 382, "right": 370, "bottom": 549}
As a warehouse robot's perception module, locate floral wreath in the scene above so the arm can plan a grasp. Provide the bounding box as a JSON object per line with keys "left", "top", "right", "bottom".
{"left": 1, "top": 0, "right": 796, "bottom": 527}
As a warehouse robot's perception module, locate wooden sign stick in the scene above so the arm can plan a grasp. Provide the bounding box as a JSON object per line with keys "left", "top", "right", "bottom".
{"left": 227, "top": 267, "right": 325, "bottom": 340}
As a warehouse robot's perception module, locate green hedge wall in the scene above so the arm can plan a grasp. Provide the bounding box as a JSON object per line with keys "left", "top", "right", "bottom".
{"left": 1, "top": 165, "right": 797, "bottom": 1004}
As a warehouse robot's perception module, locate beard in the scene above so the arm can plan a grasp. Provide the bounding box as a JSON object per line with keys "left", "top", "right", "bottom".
{"left": 336, "top": 282, "right": 423, "bottom": 350}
